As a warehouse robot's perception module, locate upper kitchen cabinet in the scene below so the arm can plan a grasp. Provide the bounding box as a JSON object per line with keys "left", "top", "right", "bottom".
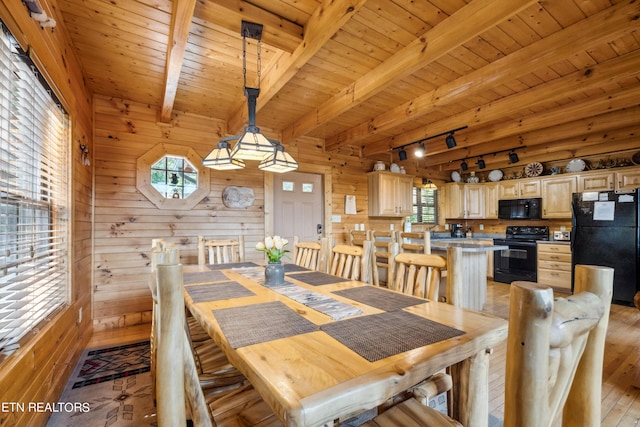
{"left": 616, "top": 168, "right": 640, "bottom": 192}
{"left": 498, "top": 178, "right": 541, "bottom": 199}
{"left": 444, "top": 183, "right": 485, "bottom": 219}
{"left": 368, "top": 171, "right": 413, "bottom": 217}
{"left": 576, "top": 167, "right": 640, "bottom": 193}
{"left": 485, "top": 182, "right": 499, "bottom": 219}
{"left": 578, "top": 171, "right": 615, "bottom": 192}
{"left": 541, "top": 176, "right": 577, "bottom": 218}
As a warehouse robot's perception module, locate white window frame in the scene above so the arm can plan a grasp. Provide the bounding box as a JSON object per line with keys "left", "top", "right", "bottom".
{"left": 0, "top": 23, "right": 71, "bottom": 358}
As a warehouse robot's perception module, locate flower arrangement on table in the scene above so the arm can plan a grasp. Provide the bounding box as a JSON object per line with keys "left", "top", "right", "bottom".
{"left": 256, "top": 235, "right": 289, "bottom": 263}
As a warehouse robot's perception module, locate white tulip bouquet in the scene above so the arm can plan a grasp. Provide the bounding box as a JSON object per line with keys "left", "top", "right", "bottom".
{"left": 256, "top": 235, "right": 289, "bottom": 262}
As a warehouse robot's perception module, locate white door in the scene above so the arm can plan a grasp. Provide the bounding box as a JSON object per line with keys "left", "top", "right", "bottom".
{"left": 274, "top": 172, "right": 323, "bottom": 245}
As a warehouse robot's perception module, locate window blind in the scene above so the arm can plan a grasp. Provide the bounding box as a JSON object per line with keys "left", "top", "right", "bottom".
{"left": 410, "top": 187, "right": 438, "bottom": 224}
{"left": 0, "top": 23, "right": 70, "bottom": 357}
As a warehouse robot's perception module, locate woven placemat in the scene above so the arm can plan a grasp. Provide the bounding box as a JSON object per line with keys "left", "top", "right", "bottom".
{"left": 185, "top": 282, "right": 255, "bottom": 303}
{"left": 213, "top": 301, "right": 319, "bottom": 348}
{"left": 332, "top": 286, "right": 427, "bottom": 311}
{"left": 292, "top": 271, "right": 347, "bottom": 286}
{"left": 283, "top": 263, "right": 311, "bottom": 273}
{"left": 321, "top": 310, "right": 465, "bottom": 362}
{"left": 183, "top": 270, "right": 228, "bottom": 284}
{"left": 207, "top": 262, "right": 259, "bottom": 270}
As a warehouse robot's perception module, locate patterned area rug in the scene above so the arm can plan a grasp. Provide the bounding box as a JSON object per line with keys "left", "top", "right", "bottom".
{"left": 46, "top": 340, "right": 156, "bottom": 426}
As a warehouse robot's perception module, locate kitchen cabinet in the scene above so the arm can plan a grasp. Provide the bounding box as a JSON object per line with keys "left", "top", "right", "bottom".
{"left": 616, "top": 168, "right": 640, "bottom": 192}
{"left": 578, "top": 171, "right": 614, "bottom": 192}
{"left": 368, "top": 171, "right": 413, "bottom": 217}
{"left": 443, "top": 183, "right": 484, "bottom": 219}
{"left": 537, "top": 242, "right": 571, "bottom": 292}
{"left": 498, "top": 178, "right": 541, "bottom": 199}
{"left": 541, "top": 176, "right": 577, "bottom": 218}
{"left": 484, "top": 182, "right": 499, "bottom": 219}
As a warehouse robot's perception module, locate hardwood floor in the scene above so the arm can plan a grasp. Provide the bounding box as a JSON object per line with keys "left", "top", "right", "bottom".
{"left": 87, "top": 281, "right": 640, "bottom": 425}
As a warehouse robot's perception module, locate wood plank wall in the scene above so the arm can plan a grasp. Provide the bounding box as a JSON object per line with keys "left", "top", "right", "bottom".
{"left": 0, "top": 1, "right": 94, "bottom": 426}
{"left": 92, "top": 95, "right": 383, "bottom": 331}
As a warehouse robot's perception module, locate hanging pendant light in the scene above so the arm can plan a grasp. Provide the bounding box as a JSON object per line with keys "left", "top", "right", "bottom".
{"left": 202, "top": 138, "right": 245, "bottom": 170}
{"left": 204, "top": 21, "right": 297, "bottom": 172}
{"left": 259, "top": 143, "right": 298, "bottom": 173}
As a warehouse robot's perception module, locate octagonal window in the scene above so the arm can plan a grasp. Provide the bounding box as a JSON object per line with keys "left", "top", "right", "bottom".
{"left": 151, "top": 156, "right": 198, "bottom": 199}
{"left": 137, "top": 143, "right": 210, "bottom": 210}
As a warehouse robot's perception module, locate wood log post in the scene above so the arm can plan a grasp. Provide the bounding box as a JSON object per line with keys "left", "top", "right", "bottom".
{"left": 450, "top": 348, "right": 491, "bottom": 427}
{"left": 563, "top": 265, "right": 614, "bottom": 427}
{"left": 156, "top": 263, "right": 187, "bottom": 426}
{"left": 197, "top": 235, "right": 205, "bottom": 266}
{"left": 361, "top": 240, "right": 374, "bottom": 284}
{"left": 319, "top": 237, "right": 332, "bottom": 273}
{"left": 504, "top": 281, "right": 555, "bottom": 427}
{"left": 387, "top": 242, "right": 399, "bottom": 290}
{"left": 446, "top": 246, "right": 464, "bottom": 307}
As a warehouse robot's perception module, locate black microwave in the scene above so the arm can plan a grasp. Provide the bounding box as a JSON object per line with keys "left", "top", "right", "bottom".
{"left": 498, "top": 198, "right": 542, "bottom": 220}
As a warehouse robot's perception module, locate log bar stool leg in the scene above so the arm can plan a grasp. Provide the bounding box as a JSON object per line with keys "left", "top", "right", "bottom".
{"left": 633, "top": 291, "right": 640, "bottom": 388}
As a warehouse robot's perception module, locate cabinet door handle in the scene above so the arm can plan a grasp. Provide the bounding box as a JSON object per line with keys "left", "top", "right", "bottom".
{"left": 610, "top": 181, "right": 613, "bottom": 189}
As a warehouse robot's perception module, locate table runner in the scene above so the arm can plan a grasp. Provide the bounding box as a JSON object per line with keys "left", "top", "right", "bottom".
{"left": 267, "top": 284, "right": 362, "bottom": 320}
{"left": 321, "top": 310, "right": 465, "bottom": 362}
{"left": 185, "top": 282, "right": 255, "bottom": 303}
{"left": 292, "top": 271, "right": 348, "bottom": 286}
{"left": 212, "top": 301, "right": 319, "bottom": 348}
{"left": 183, "top": 270, "right": 228, "bottom": 284}
{"left": 332, "top": 286, "right": 427, "bottom": 311}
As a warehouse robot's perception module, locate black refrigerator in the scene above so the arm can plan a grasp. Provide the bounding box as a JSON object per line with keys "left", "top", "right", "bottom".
{"left": 571, "top": 188, "right": 640, "bottom": 306}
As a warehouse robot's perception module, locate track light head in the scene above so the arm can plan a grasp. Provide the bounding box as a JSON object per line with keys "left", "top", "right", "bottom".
{"left": 460, "top": 160, "right": 468, "bottom": 171}
{"left": 445, "top": 133, "right": 456, "bottom": 149}
{"left": 398, "top": 148, "right": 407, "bottom": 161}
{"left": 414, "top": 142, "right": 425, "bottom": 157}
{"left": 509, "top": 151, "right": 519, "bottom": 163}
{"left": 477, "top": 158, "right": 486, "bottom": 169}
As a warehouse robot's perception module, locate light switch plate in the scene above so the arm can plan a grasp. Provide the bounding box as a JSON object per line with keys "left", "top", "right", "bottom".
{"left": 331, "top": 215, "right": 341, "bottom": 223}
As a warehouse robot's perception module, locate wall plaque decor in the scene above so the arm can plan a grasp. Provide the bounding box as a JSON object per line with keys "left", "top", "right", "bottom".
{"left": 222, "top": 186, "right": 255, "bottom": 208}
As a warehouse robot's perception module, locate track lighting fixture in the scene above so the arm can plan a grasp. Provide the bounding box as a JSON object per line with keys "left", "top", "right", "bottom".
{"left": 414, "top": 142, "right": 425, "bottom": 157}
{"left": 389, "top": 126, "right": 467, "bottom": 156}
{"left": 450, "top": 146, "right": 526, "bottom": 170}
{"left": 445, "top": 133, "right": 457, "bottom": 149}
{"left": 509, "top": 151, "right": 519, "bottom": 163}
{"left": 398, "top": 148, "right": 407, "bottom": 161}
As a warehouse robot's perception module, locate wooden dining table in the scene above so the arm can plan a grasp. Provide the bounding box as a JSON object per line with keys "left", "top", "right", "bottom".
{"left": 183, "top": 262, "right": 508, "bottom": 427}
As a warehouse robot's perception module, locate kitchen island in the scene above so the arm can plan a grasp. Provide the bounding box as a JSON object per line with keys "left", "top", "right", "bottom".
{"left": 431, "top": 240, "right": 508, "bottom": 311}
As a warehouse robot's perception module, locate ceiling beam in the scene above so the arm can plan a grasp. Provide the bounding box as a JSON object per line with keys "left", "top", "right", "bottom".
{"left": 280, "top": 0, "right": 539, "bottom": 143}
{"left": 159, "top": 0, "right": 197, "bottom": 123}
{"left": 193, "top": 0, "right": 304, "bottom": 53}
{"left": 428, "top": 103, "right": 640, "bottom": 170}
{"left": 362, "top": 48, "right": 640, "bottom": 161}
{"left": 226, "top": 0, "right": 368, "bottom": 134}
{"left": 345, "top": 0, "right": 640, "bottom": 155}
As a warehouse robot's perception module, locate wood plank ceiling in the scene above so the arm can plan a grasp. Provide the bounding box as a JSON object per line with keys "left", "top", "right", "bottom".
{"left": 55, "top": 0, "right": 640, "bottom": 178}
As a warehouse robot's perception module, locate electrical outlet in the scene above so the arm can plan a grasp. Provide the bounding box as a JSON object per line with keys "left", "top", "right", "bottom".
{"left": 479, "top": 224, "right": 484, "bottom": 230}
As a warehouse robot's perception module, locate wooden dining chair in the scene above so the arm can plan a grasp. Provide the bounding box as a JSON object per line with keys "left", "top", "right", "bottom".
{"left": 330, "top": 242, "right": 373, "bottom": 283}
{"left": 155, "top": 262, "right": 282, "bottom": 427}
{"left": 197, "top": 235, "right": 245, "bottom": 266}
{"left": 371, "top": 230, "right": 398, "bottom": 287}
{"left": 364, "top": 264, "right": 614, "bottom": 427}
{"left": 348, "top": 228, "right": 371, "bottom": 247}
{"left": 397, "top": 231, "right": 430, "bottom": 254}
{"left": 392, "top": 252, "right": 447, "bottom": 300}
{"left": 292, "top": 236, "right": 322, "bottom": 269}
